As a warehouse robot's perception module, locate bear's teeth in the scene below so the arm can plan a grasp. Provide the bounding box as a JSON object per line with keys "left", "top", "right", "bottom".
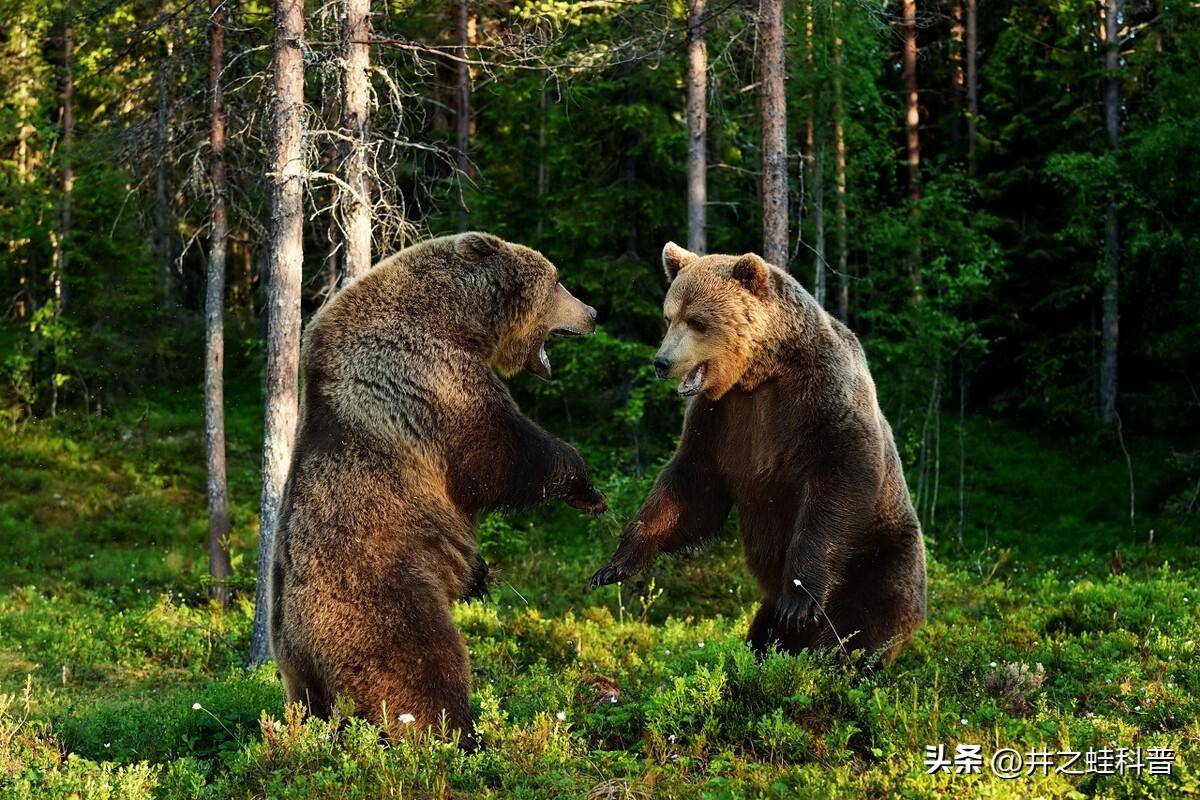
{"left": 538, "top": 346, "right": 551, "bottom": 374}
{"left": 678, "top": 363, "right": 706, "bottom": 396}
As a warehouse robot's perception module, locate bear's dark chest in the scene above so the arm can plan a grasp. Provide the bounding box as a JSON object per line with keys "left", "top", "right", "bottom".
{"left": 709, "top": 385, "right": 815, "bottom": 511}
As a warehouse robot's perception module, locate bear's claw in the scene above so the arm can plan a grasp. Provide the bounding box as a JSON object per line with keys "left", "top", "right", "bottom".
{"left": 776, "top": 592, "right": 822, "bottom": 630}
{"left": 588, "top": 562, "right": 628, "bottom": 589}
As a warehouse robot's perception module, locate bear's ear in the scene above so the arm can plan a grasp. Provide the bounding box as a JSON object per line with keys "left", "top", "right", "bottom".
{"left": 730, "top": 253, "right": 769, "bottom": 297}
{"left": 455, "top": 231, "right": 503, "bottom": 261}
{"left": 662, "top": 241, "right": 698, "bottom": 282}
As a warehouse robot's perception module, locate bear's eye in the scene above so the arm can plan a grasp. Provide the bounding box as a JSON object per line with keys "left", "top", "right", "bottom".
{"left": 687, "top": 318, "right": 708, "bottom": 334}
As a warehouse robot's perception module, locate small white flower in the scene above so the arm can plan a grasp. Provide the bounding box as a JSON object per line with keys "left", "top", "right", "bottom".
{"left": 989, "top": 661, "right": 997, "bottom": 668}
{"left": 944, "top": 657, "right": 949, "bottom": 662}
{"left": 698, "top": 641, "right": 705, "bottom": 648}
{"left": 668, "top": 734, "right": 676, "bottom": 743}
{"left": 959, "top": 718, "right": 968, "bottom": 725}
{"left": 398, "top": 713, "right": 416, "bottom": 724}
{"left": 792, "top": 579, "right": 802, "bottom": 587}
{"left": 192, "top": 702, "right": 202, "bottom": 710}
{"left": 1134, "top": 705, "right": 1142, "bottom": 711}
{"left": 556, "top": 711, "right": 567, "bottom": 721}
{"left": 665, "top": 649, "right": 671, "bottom": 655}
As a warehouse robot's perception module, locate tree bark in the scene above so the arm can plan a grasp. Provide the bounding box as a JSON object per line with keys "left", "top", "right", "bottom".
{"left": 454, "top": 0, "right": 473, "bottom": 231}
{"left": 902, "top": 0, "right": 923, "bottom": 303}
{"left": 250, "top": 0, "right": 306, "bottom": 665}
{"left": 758, "top": 0, "right": 788, "bottom": 269}
{"left": 337, "top": 0, "right": 372, "bottom": 287}
{"left": 966, "top": 0, "right": 978, "bottom": 176}
{"left": 1099, "top": 0, "right": 1120, "bottom": 423}
{"left": 206, "top": 0, "right": 233, "bottom": 607}
{"left": 154, "top": 23, "right": 175, "bottom": 306}
{"left": 686, "top": 0, "right": 707, "bottom": 254}
{"left": 805, "top": 0, "right": 823, "bottom": 301}
{"left": 49, "top": 18, "right": 75, "bottom": 418}
{"left": 832, "top": 0, "right": 849, "bottom": 323}
{"left": 950, "top": 0, "right": 964, "bottom": 146}
{"left": 812, "top": 136, "right": 826, "bottom": 307}
{"left": 12, "top": 16, "right": 36, "bottom": 319}
{"left": 536, "top": 84, "right": 548, "bottom": 239}
{"left": 55, "top": 19, "right": 74, "bottom": 315}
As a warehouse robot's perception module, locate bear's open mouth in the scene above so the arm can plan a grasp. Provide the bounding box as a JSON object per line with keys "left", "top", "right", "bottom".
{"left": 678, "top": 362, "right": 707, "bottom": 396}
{"left": 526, "top": 341, "right": 553, "bottom": 380}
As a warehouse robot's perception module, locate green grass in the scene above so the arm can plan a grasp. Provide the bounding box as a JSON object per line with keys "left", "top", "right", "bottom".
{"left": 1, "top": 390, "right": 1198, "bottom": 798}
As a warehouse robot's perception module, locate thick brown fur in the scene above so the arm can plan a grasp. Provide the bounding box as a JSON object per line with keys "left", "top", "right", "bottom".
{"left": 591, "top": 243, "right": 926, "bottom": 664}
{"left": 270, "top": 233, "right": 606, "bottom": 743}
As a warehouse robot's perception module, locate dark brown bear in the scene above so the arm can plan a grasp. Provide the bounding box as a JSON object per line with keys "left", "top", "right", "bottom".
{"left": 590, "top": 243, "right": 926, "bottom": 663}
{"left": 270, "top": 232, "right": 606, "bottom": 741}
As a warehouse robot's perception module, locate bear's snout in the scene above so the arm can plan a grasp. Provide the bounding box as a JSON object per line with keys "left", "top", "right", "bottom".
{"left": 653, "top": 356, "right": 671, "bottom": 378}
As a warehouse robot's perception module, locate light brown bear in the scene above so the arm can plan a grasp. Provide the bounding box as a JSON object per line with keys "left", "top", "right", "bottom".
{"left": 270, "top": 232, "right": 607, "bottom": 742}
{"left": 590, "top": 243, "right": 926, "bottom": 664}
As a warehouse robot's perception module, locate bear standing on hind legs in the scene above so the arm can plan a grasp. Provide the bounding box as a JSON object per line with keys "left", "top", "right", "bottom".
{"left": 590, "top": 243, "right": 926, "bottom": 664}
{"left": 270, "top": 233, "right": 607, "bottom": 744}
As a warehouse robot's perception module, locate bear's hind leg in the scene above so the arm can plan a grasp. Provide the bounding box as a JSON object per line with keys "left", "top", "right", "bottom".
{"left": 747, "top": 598, "right": 824, "bottom": 658}
{"left": 278, "top": 656, "right": 333, "bottom": 719}
{"left": 338, "top": 595, "right": 476, "bottom": 747}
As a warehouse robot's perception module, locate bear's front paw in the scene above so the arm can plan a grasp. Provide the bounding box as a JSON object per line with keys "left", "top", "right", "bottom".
{"left": 463, "top": 558, "right": 490, "bottom": 602}
{"left": 566, "top": 485, "right": 608, "bottom": 515}
{"left": 588, "top": 534, "right": 654, "bottom": 589}
{"left": 776, "top": 580, "right": 826, "bottom": 629}
{"left": 588, "top": 560, "right": 632, "bottom": 588}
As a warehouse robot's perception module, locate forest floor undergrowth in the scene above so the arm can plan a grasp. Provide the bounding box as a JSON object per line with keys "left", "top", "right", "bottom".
{"left": 1, "top": 388, "right": 1197, "bottom": 798}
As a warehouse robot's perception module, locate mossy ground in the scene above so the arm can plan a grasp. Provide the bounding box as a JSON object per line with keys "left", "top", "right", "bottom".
{"left": 1, "top": 388, "right": 1197, "bottom": 798}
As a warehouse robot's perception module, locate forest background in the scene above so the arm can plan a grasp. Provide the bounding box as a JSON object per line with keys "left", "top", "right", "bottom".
{"left": 1, "top": 0, "right": 1198, "bottom": 796}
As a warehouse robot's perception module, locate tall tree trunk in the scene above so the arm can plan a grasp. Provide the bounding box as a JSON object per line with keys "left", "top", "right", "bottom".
{"left": 966, "top": 0, "right": 978, "bottom": 176}
{"left": 686, "top": 0, "right": 707, "bottom": 254}
{"left": 337, "top": 0, "right": 372, "bottom": 286}
{"left": 50, "top": 18, "right": 75, "bottom": 418}
{"left": 812, "top": 136, "right": 826, "bottom": 306}
{"left": 536, "top": 84, "right": 548, "bottom": 239}
{"left": 832, "top": 0, "right": 849, "bottom": 323}
{"left": 154, "top": 27, "right": 175, "bottom": 306}
{"left": 805, "top": 0, "right": 823, "bottom": 300}
{"left": 1099, "top": 0, "right": 1120, "bottom": 423}
{"left": 16, "top": 20, "right": 31, "bottom": 189}
{"left": 13, "top": 16, "right": 36, "bottom": 319}
{"left": 55, "top": 19, "right": 74, "bottom": 312}
{"left": 250, "top": 0, "right": 306, "bottom": 665}
{"left": 206, "top": 0, "right": 233, "bottom": 607}
{"left": 454, "top": 0, "right": 473, "bottom": 231}
{"left": 758, "top": 0, "right": 788, "bottom": 269}
{"left": 902, "top": 0, "right": 923, "bottom": 303}
{"left": 950, "top": 0, "right": 964, "bottom": 146}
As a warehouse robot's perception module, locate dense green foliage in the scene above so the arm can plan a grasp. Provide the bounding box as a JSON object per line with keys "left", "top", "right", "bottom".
{"left": 2, "top": 391, "right": 1199, "bottom": 797}
{"left": 2, "top": 0, "right": 1198, "bottom": 441}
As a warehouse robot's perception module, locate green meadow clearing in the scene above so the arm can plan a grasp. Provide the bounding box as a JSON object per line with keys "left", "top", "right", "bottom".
{"left": 1, "top": 388, "right": 1198, "bottom": 799}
